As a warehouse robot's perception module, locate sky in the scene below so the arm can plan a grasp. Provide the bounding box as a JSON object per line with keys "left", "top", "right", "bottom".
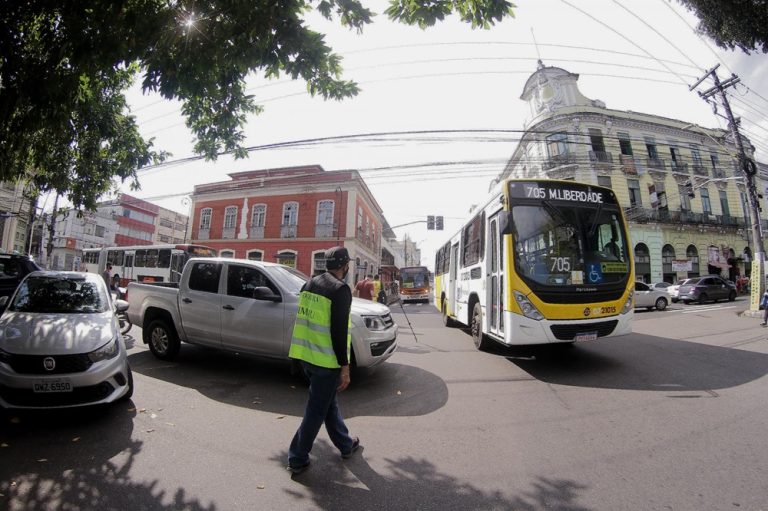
{"left": 118, "top": 0, "right": 768, "bottom": 270}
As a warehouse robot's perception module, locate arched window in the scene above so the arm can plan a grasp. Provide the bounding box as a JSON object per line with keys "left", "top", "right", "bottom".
{"left": 312, "top": 251, "right": 327, "bottom": 276}
{"left": 634, "top": 243, "right": 651, "bottom": 283}
{"left": 276, "top": 250, "right": 297, "bottom": 268}
{"left": 686, "top": 245, "right": 699, "bottom": 278}
{"left": 281, "top": 202, "right": 298, "bottom": 238}
{"left": 223, "top": 206, "right": 237, "bottom": 239}
{"left": 316, "top": 200, "right": 335, "bottom": 237}
{"left": 246, "top": 250, "right": 263, "bottom": 261}
{"left": 662, "top": 244, "right": 675, "bottom": 283}
{"left": 199, "top": 208, "right": 212, "bottom": 229}
{"left": 250, "top": 204, "right": 266, "bottom": 239}
{"left": 220, "top": 249, "right": 235, "bottom": 258}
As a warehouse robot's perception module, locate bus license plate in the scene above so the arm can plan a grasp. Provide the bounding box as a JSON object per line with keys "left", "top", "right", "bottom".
{"left": 33, "top": 379, "right": 73, "bottom": 393}
{"left": 574, "top": 331, "right": 598, "bottom": 342}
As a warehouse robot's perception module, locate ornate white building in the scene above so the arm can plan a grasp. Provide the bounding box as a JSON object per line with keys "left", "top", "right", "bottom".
{"left": 499, "top": 63, "right": 765, "bottom": 284}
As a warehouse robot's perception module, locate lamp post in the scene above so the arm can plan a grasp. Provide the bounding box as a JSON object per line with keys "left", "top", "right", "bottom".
{"left": 181, "top": 196, "right": 191, "bottom": 243}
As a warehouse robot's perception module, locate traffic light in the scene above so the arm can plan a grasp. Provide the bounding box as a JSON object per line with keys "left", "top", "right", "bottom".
{"left": 685, "top": 181, "right": 695, "bottom": 198}
{"left": 436, "top": 216, "right": 444, "bottom": 230}
{"left": 427, "top": 215, "right": 435, "bottom": 230}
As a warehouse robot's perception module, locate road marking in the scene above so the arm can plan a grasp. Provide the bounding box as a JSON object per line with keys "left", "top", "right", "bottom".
{"left": 681, "top": 305, "right": 736, "bottom": 314}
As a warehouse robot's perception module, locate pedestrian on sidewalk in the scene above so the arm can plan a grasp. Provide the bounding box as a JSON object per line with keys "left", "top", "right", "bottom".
{"left": 287, "top": 246, "right": 361, "bottom": 475}
{"left": 761, "top": 288, "right": 768, "bottom": 326}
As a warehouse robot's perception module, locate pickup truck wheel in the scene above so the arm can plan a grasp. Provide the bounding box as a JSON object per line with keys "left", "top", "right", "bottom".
{"left": 146, "top": 319, "right": 180, "bottom": 360}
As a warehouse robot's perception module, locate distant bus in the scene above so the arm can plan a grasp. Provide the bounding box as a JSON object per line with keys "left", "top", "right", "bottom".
{"left": 434, "top": 178, "right": 634, "bottom": 350}
{"left": 82, "top": 244, "right": 217, "bottom": 285}
{"left": 399, "top": 266, "right": 431, "bottom": 303}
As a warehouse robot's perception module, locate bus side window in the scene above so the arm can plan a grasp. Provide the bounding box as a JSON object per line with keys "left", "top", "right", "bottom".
{"left": 158, "top": 249, "right": 171, "bottom": 268}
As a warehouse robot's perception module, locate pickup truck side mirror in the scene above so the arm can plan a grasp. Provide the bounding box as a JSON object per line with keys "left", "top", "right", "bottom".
{"left": 252, "top": 286, "right": 282, "bottom": 303}
{"left": 114, "top": 299, "right": 129, "bottom": 313}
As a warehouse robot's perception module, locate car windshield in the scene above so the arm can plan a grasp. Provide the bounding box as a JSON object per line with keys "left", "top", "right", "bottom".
{"left": 271, "top": 265, "right": 310, "bottom": 294}
{"left": 9, "top": 275, "right": 109, "bottom": 313}
{"left": 683, "top": 278, "right": 702, "bottom": 285}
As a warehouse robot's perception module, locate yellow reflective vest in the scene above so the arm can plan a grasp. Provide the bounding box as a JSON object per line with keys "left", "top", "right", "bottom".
{"left": 289, "top": 290, "right": 351, "bottom": 369}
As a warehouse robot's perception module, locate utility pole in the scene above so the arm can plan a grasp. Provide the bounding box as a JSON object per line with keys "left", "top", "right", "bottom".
{"left": 46, "top": 193, "right": 60, "bottom": 265}
{"left": 691, "top": 64, "right": 764, "bottom": 310}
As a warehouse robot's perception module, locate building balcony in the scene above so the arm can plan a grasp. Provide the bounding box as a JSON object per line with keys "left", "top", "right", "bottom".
{"left": 712, "top": 167, "right": 726, "bottom": 179}
{"left": 646, "top": 157, "right": 666, "bottom": 171}
{"left": 281, "top": 224, "right": 297, "bottom": 238}
{"left": 543, "top": 153, "right": 578, "bottom": 170}
{"left": 250, "top": 225, "right": 264, "bottom": 239}
{"left": 671, "top": 162, "right": 690, "bottom": 174}
{"left": 619, "top": 154, "right": 637, "bottom": 175}
{"left": 198, "top": 228, "right": 210, "bottom": 240}
{"left": 315, "top": 223, "right": 336, "bottom": 238}
{"left": 222, "top": 227, "right": 235, "bottom": 239}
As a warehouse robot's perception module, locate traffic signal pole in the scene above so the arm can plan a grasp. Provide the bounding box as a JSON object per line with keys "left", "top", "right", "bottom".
{"left": 691, "top": 65, "right": 765, "bottom": 310}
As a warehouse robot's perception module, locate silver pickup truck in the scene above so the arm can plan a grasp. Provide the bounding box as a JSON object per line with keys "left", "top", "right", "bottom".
{"left": 126, "top": 258, "right": 398, "bottom": 368}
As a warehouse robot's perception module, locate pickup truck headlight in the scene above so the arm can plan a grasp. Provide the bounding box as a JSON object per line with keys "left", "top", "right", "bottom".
{"left": 514, "top": 291, "right": 543, "bottom": 321}
{"left": 88, "top": 338, "right": 119, "bottom": 363}
{"left": 363, "top": 315, "right": 388, "bottom": 331}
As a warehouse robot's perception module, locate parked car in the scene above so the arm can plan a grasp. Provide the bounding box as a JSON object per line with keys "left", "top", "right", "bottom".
{"left": 677, "top": 275, "right": 737, "bottom": 304}
{"left": 126, "top": 258, "right": 398, "bottom": 369}
{"left": 0, "top": 252, "right": 42, "bottom": 303}
{"left": 0, "top": 271, "right": 133, "bottom": 409}
{"left": 650, "top": 282, "right": 671, "bottom": 291}
{"left": 667, "top": 279, "right": 691, "bottom": 303}
{"left": 634, "top": 281, "right": 668, "bottom": 311}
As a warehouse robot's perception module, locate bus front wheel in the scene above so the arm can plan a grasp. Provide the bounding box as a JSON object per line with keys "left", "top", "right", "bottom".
{"left": 471, "top": 302, "right": 491, "bottom": 351}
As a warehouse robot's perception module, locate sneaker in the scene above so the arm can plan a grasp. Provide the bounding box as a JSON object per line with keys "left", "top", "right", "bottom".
{"left": 341, "top": 437, "right": 361, "bottom": 459}
{"left": 761, "top": 322, "right": 767, "bottom": 327}
{"left": 287, "top": 460, "right": 310, "bottom": 475}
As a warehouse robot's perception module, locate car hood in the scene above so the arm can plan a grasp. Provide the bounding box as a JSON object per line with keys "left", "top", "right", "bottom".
{"left": 351, "top": 298, "right": 390, "bottom": 316}
{"left": 0, "top": 311, "right": 117, "bottom": 355}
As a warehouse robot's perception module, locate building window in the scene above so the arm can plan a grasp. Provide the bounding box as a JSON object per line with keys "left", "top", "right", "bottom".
{"left": 588, "top": 128, "right": 606, "bottom": 153}
{"left": 220, "top": 249, "right": 235, "bottom": 258}
{"left": 276, "top": 250, "right": 296, "bottom": 268}
{"left": 597, "top": 176, "right": 612, "bottom": 189}
{"left": 357, "top": 207, "right": 363, "bottom": 233}
{"left": 686, "top": 245, "right": 700, "bottom": 278}
{"left": 670, "top": 146, "right": 682, "bottom": 168}
{"left": 282, "top": 202, "right": 298, "bottom": 226}
{"left": 644, "top": 137, "right": 658, "bottom": 159}
{"left": 246, "top": 250, "right": 263, "bottom": 261}
{"left": 700, "top": 187, "right": 712, "bottom": 214}
{"left": 95, "top": 225, "right": 105, "bottom": 237}
{"left": 690, "top": 145, "right": 702, "bottom": 166}
{"left": 546, "top": 132, "right": 569, "bottom": 157}
{"left": 200, "top": 208, "right": 212, "bottom": 229}
{"left": 224, "top": 206, "right": 238, "bottom": 230}
{"left": 628, "top": 179, "right": 642, "bottom": 207}
{"left": 251, "top": 204, "right": 266, "bottom": 227}
{"left": 679, "top": 184, "right": 691, "bottom": 211}
{"left": 710, "top": 153, "right": 720, "bottom": 171}
{"left": 316, "top": 200, "right": 334, "bottom": 226}
{"left": 720, "top": 190, "right": 731, "bottom": 218}
{"left": 662, "top": 244, "right": 675, "bottom": 282}
{"left": 617, "top": 132, "right": 633, "bottom": 156}
{"left": 312, "top": 251, "right": 327, "bottom": 276}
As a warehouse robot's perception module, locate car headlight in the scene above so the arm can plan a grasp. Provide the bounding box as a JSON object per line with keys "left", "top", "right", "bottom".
{"left": 88, "top": 338, "right": 119, "bottom": 363}
{"left": 621, "top": 290, "right": 634, "bottom": 314}
{"left": 514, "top": 291, "right": 543, "bottom": 321}
{"left": 363, "top": 315, "right": 387, "bottom": 331}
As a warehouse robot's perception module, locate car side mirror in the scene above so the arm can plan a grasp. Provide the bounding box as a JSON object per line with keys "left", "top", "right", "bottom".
{"left": 252, "top": 286, "right": 282, "bottom": 302}
{"left": 114, "top": 299, "right": 129, "bottom": 313}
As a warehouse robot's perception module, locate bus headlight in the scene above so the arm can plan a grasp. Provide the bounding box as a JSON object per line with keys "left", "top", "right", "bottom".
{"left": 621, "top": 290, "right": 634, "bottom": 314}
{"left": 514, "top": 291, "right": 544, "bottom": 321}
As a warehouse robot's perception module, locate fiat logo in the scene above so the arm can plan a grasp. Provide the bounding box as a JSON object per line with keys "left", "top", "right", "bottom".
{"left": 583, "top": 307, "right": 591, "bottom": 317}
{"left": 43, "top": 357, "right": 56, "bottom": 371}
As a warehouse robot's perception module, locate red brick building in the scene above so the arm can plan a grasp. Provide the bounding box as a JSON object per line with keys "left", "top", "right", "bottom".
{"left": 189, "top": 165, "right": 385, "bottom": 283}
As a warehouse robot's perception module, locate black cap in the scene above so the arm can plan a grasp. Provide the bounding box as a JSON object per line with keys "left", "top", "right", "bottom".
{"left": 325, "top": 246, "right": 350, "bottom": 270}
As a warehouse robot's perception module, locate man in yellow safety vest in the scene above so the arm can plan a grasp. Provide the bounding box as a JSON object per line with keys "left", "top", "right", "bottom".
{"left": 287, "top": 246, "right": 361, "bottom": 474}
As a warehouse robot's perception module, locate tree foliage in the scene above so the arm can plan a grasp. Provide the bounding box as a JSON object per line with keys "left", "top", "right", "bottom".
{"left": 676, "top": 0, "right": 768, "bottom": 54}
{"left": 0, "top": 0, "right": 515, "bottom": 209}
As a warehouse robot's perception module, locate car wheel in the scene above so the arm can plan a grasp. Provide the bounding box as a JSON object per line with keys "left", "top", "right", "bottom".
{"left": 471, "top": 302, "right": 491, "bottom": 351}
{"left": 442, "top": 301, "right": 457, "bottom": 327}
{"left": 655, "top": 297, "right": 668, "bottom": 311}
{"left": 728, "top": 291, "right": 736, "bottom": 302}
{"left": 698, "top": 293, "right": 708, "bottom": 305}
{"left": 683, "top": 300, "right": 690, "bottom": 305}
{"left": 146, "top": 319, "right": 180, "bottom": 360}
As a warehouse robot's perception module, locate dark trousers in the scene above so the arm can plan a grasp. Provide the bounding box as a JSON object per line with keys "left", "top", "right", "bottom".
{"left": 288, "top": 361, "right": 354, "bottom": 467}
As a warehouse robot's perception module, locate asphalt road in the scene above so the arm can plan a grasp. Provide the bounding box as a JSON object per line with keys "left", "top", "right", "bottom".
{"left": 2, "top": 297, "right": 767, "bottom": 511}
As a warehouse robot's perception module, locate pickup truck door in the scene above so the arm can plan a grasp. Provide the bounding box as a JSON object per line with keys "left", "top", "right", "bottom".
{"left": 179, "top": 261, "right": 223, "bottom": 346}
{"left": 220, "top": 262, "right": 286, "bottom": 356}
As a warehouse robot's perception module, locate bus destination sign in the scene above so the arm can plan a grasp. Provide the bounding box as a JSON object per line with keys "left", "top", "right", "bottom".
{"left": 509, "top": 182, "right": 606, "bottom": 204}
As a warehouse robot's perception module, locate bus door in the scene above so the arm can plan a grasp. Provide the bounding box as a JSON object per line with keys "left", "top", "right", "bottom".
{"left": 123, "top": 253, "right": 134, "bottom": 281}
{"left": 170, "top": 253, "right": 185, "bottom": 283}
{"left": 488, "top": 212, "right": 504, "bottom": 337}
{"left": 448, "top": 243, "right": 459, "bottom": 316}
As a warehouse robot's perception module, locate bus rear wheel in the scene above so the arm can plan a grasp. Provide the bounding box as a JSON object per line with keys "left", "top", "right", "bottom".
{"left": 471, "top": 302, "right": 491, "bottom": 351}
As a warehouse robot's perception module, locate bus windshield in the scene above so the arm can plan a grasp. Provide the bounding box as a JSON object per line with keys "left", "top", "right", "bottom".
{"left": 512, "top": 201, "right": 629, "bottom": 287}
{"left": 400, "top": 267, "right": 430, "bottom": 289}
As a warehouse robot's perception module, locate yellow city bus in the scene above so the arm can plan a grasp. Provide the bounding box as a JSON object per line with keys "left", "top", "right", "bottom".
{"left": 434, "top": 179, "right": 634, "bottom": 350}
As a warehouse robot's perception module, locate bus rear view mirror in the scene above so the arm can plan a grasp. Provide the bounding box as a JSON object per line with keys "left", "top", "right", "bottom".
{"left": 499, "top": 212, "right": 514, "bottom": 236}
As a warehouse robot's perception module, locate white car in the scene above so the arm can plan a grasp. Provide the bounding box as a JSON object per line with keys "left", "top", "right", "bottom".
{"left": 667, "top": 279, "right": 692, "bottom": 303}
{"left": 634, "top": 281, "right": 668, "bottom": 311}
{"left": 0, "top": 271, "right": 133, "bottom": 409}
